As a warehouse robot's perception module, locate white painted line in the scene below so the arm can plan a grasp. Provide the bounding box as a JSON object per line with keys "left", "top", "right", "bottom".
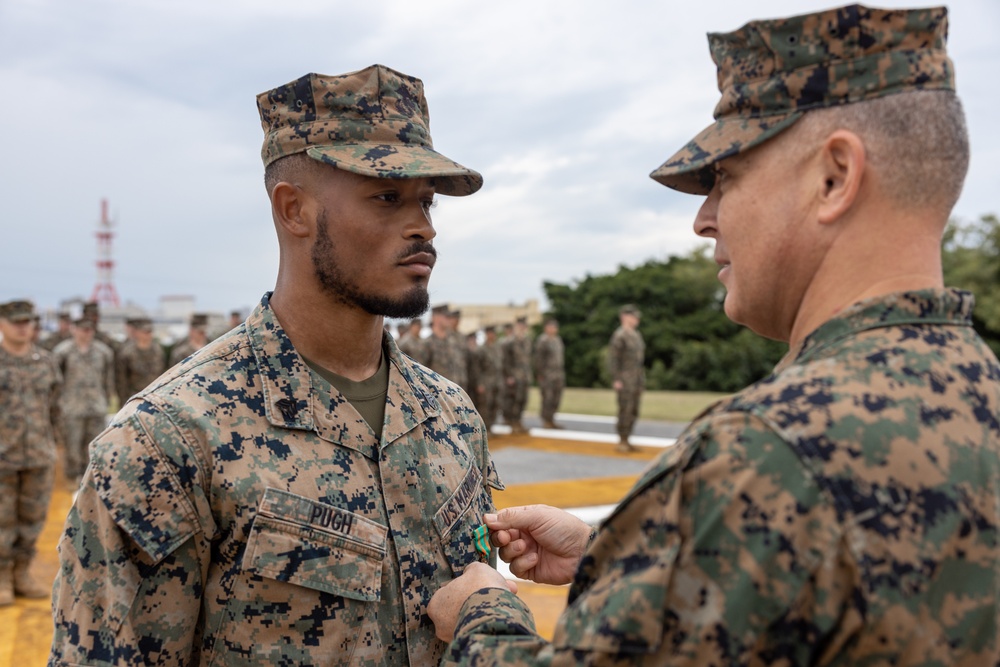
{"left": 491, "top": 424, "right": 675, "bottom": 449}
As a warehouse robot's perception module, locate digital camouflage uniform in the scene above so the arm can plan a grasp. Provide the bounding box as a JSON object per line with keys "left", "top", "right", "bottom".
{"left": 442, "top": 6, "right": 999, "bottom": 665}
{"left": 167, "top": 338, "right": 200, "bottom": 367}
{"left": 425, "top": 332, "right": 466, "bottom": 387}
{"left": 52, "top": 336, "right": 115, "bottom": 480}
{"left": 0, "top": 338, "right": 61, "bottom": 580}
{"left": 397, "top": 329, "right": 428, "bottom": 366}
{"left": 449, "top": 331, "right": 469, "bottom": 390}
{"left": 51, "top": 293, "right": 504, "bottom": 666}
{"left": 446, "top": 289, "right": 1000, "bottom": 665}
{"left": 501, "top": 332, "right": 532, "bottom": 431}
{"left": 114, "top": 338, "right": 165, "bottom": 405}
{"left": 475, "top": 337, "right": 504, "bottom": 431}
{"left": 608, "top": 324, "right": 644, "bottom": 441}
{"left": 465, "top": 338, "right": 481, "bottom": 410}
{"left": 40, "top": 329, "right": 71, "bottom": 352}
{"left": 533, "top": 330, "right": 565, "bottom": 427}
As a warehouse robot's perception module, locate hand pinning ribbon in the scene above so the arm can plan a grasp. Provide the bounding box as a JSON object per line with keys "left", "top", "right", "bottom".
{"left": 473, "top": 524, "right": 491, "bottom": 562}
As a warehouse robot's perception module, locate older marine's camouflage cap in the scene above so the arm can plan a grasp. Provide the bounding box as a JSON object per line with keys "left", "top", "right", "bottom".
{"left": 258, "top": 65, "right": 483, "bottom": 197}
{"left": 650, "top": 4, "right": 955, "bottom": 195}
{"left": 0, "top": 299, "right": 35, "bottom": 322}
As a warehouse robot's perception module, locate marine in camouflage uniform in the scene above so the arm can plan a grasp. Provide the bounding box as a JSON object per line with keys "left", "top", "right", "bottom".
{"left": 475, "top": 327, "right": 504, "bottom": 431}
{"left": 82, "top": 301, "right": 121, "bottom": 357}
{"left": 40, "top": 312, "right": 72, "bottom": 352}
{"left": 114, "top": 317, "right": 165, "bottom": 404}
{"left": 448, "top": 310, "right": 470, "bottom": 393}
{"left": 532, "top": 318, "right": 565, "bottom": 429}
{"left": 431, "top": 6, "right": 1000, "bottom": 665}
{"left": 501, "top": 317, "right": 532, "bottom": 434}
{"left": 168, "top": 312, "right": 209, "bottom": 366}
{"left": 426, "top": 305, "right": 467, "bottom": 386}
{"left": 0, "top": 300, "right": 61, "bottom": 605}
{"left": 397, "top": 317, "right": 427, "bottom": 365}
{"left": 52, "top": 318, "right": 115, "bottom": 482}
{"left": 51, "top": 64, "right": 502, "bottom": 666}
{"left": 465, "top": 332, "right": 481, "bottom": 409}
{"left": 608, "top": 305, "right": 644, "bottom": 451}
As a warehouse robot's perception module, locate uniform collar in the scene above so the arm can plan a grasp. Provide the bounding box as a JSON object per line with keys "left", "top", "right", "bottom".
{"left": 247, "top": 293, "right": 442, "bottom": 454}
{"left": 777, "top": 288, "right": 974, "bottom": 373}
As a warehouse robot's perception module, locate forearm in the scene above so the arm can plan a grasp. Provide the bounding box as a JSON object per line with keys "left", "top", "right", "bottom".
{"left": 444, "top": 588, "right": 552, "bottom": 667}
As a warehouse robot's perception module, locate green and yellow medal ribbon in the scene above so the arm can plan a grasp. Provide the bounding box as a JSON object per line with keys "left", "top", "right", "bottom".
{"left": 473, "top": 524, "right": 491, "bottom": 562}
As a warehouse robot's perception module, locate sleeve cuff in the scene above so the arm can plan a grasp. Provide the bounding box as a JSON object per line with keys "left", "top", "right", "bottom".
{"left": 454, "top": 586, "right": 538, "bottom": 639}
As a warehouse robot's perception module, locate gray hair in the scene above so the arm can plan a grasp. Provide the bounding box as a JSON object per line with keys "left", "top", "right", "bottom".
{"left": 798, "top": 90, "right": 969, "bottom": 215}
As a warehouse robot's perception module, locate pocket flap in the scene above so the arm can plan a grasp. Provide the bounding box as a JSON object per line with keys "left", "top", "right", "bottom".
{"left": 242, "top": 489, "right": 388, "bottom": 601}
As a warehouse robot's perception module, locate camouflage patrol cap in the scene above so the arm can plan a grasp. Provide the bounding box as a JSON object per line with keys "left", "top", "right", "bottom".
{"left": 620, "top": 304, "right": 641, "bottom": 317}
{"left": 132, "top": 317, "right": 153, "bottom": 331}
{"left": 0, "top": 299, "right": 35, "bottom": 322}
{"left": 257, "top": 65, "right": 483, "bottom": 196}
{"left": 190, "top": 313, "right": 209, "bottom": 328}
{"left": 650, "top": 4, "right": 955, "bottom": 195}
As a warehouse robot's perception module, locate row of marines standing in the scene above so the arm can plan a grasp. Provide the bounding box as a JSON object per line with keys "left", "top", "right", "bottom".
{"left": 0, "top": 300, "right": 216, "bottom": 605}
{"left": 397, "top": 305, "right": 566, "bottom": 435}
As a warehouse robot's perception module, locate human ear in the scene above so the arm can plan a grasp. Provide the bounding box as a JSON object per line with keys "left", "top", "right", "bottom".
{"left": 270, "top": 181, "right": 314, "bottom": 239}
{"left": 817, "top": 129, "right": 865, "bottom": 225}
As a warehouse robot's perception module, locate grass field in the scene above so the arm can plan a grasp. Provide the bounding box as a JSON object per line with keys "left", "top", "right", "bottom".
{"left": 524, "top": 386, "right": 727, "bottom": 423}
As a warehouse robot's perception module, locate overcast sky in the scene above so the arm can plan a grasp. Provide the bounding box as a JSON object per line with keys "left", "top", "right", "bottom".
{"left": 2, "top": 0, "right": 997, "bottom": 319}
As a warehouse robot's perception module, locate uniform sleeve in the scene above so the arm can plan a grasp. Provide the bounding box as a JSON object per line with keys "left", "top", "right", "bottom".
{"left": 607, "top": 331, "right": 623, "bottom": 381}
{"left": 114, "top": 351, "right": 128, "bottom": 406}
{"left": 50, "top": 402, "right": 213, "bottom": 667}
{"left": 103, "top": 347, "right": 117, "bottom": 408}
{"left": 48, "top": 354, "right": 63, "bottom": 432}
{"left": 444, "top": 411, "right": 848, "bottom": 666}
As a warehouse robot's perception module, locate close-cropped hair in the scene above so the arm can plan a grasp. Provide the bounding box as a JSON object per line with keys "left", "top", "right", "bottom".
{"left": 799, "top": 90, "right": 969, "bottom": 214}
{"left": 263, "top": 153, "right": 318, "bottom": 197}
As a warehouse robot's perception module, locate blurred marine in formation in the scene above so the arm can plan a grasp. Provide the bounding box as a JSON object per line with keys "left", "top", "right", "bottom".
{"left": 501, "top": 317, "right": 532, "bottom": 434}
{"left": 397, "top": 317, "right": 427, "bottom": 365}
{"left": 40, "top": 312, "right": 72, "bottom": 352}
{"left": 608, "top": 304, "right": 644, "bottom": 451}
{"left": 168, "top": 312, "right": 209, "bottom": 366}
{"left": 474, "top": 326, "right": 503, "bottom": 432}
{"left": 533, "top": 317, "right": 565, "bottom": 429}
{"left": 115, "top": 317, "right": 165, "bottom": 404}
{"left": 51, "top": 63, "right": 502, "bottom": 665}
{"left": 425, "top": 304, "right": 465, "bottom": 385}
{"left": 52, "top": 316, "right": 114, "bottom": 485}
{"left": 0, "top": 300, "right": 62, "bottom": 605}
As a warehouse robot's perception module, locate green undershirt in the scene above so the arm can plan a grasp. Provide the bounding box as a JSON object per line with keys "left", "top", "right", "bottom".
{"left": 303, "top": 348, "right": 389, "bottom": 442}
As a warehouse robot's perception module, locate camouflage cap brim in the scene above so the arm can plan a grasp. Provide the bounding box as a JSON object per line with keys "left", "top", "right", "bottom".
{"left": 0, "top": 299, "right": 36, "bottom": 322}
{"left": 650, "top": 4, "right": 953, "bottom": 196}
{"left": 305, "top": 144, "right": 483, "bottom": 197}
{"left": 650, "top": 111, "right": 803, "bottom": 194}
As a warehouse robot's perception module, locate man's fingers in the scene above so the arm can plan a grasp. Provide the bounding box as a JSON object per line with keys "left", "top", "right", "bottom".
{"left": 508, "top": 552, "right": 539, "bottom": 580}
{"left": 486, "top": 504, "right": 552, "bottom": 531}
{"left": 497, "top": 537, "right": 529, "bottom": 563}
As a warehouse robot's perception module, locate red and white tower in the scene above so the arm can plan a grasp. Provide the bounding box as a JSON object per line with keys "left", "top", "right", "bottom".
{"left": 90, "top": 198, "right": 121, "bottom": 308}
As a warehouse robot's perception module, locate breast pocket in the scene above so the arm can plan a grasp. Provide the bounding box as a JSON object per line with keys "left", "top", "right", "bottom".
{"left": 209, "top": 489, "right": 388, "bottom": 666}
{"left": 434, "top": 465, "right": 497, "bottom": 575}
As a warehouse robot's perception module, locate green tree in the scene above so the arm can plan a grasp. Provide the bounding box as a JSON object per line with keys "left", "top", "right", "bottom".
{"left": 942, "top": 213, "right": 1000, "bottom": 355}
{"left": 543, "top": 246, "right": 784, "bottom": 392}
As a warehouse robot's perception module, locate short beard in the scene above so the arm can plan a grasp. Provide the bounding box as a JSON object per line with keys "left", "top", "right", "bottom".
{"left": 311, "top": 211, "right": 433, "bottom": 319}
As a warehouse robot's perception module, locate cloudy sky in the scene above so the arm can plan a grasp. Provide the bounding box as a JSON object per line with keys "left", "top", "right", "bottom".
{"left": 2, "top": 0, "right": 997, "bottom": 319}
